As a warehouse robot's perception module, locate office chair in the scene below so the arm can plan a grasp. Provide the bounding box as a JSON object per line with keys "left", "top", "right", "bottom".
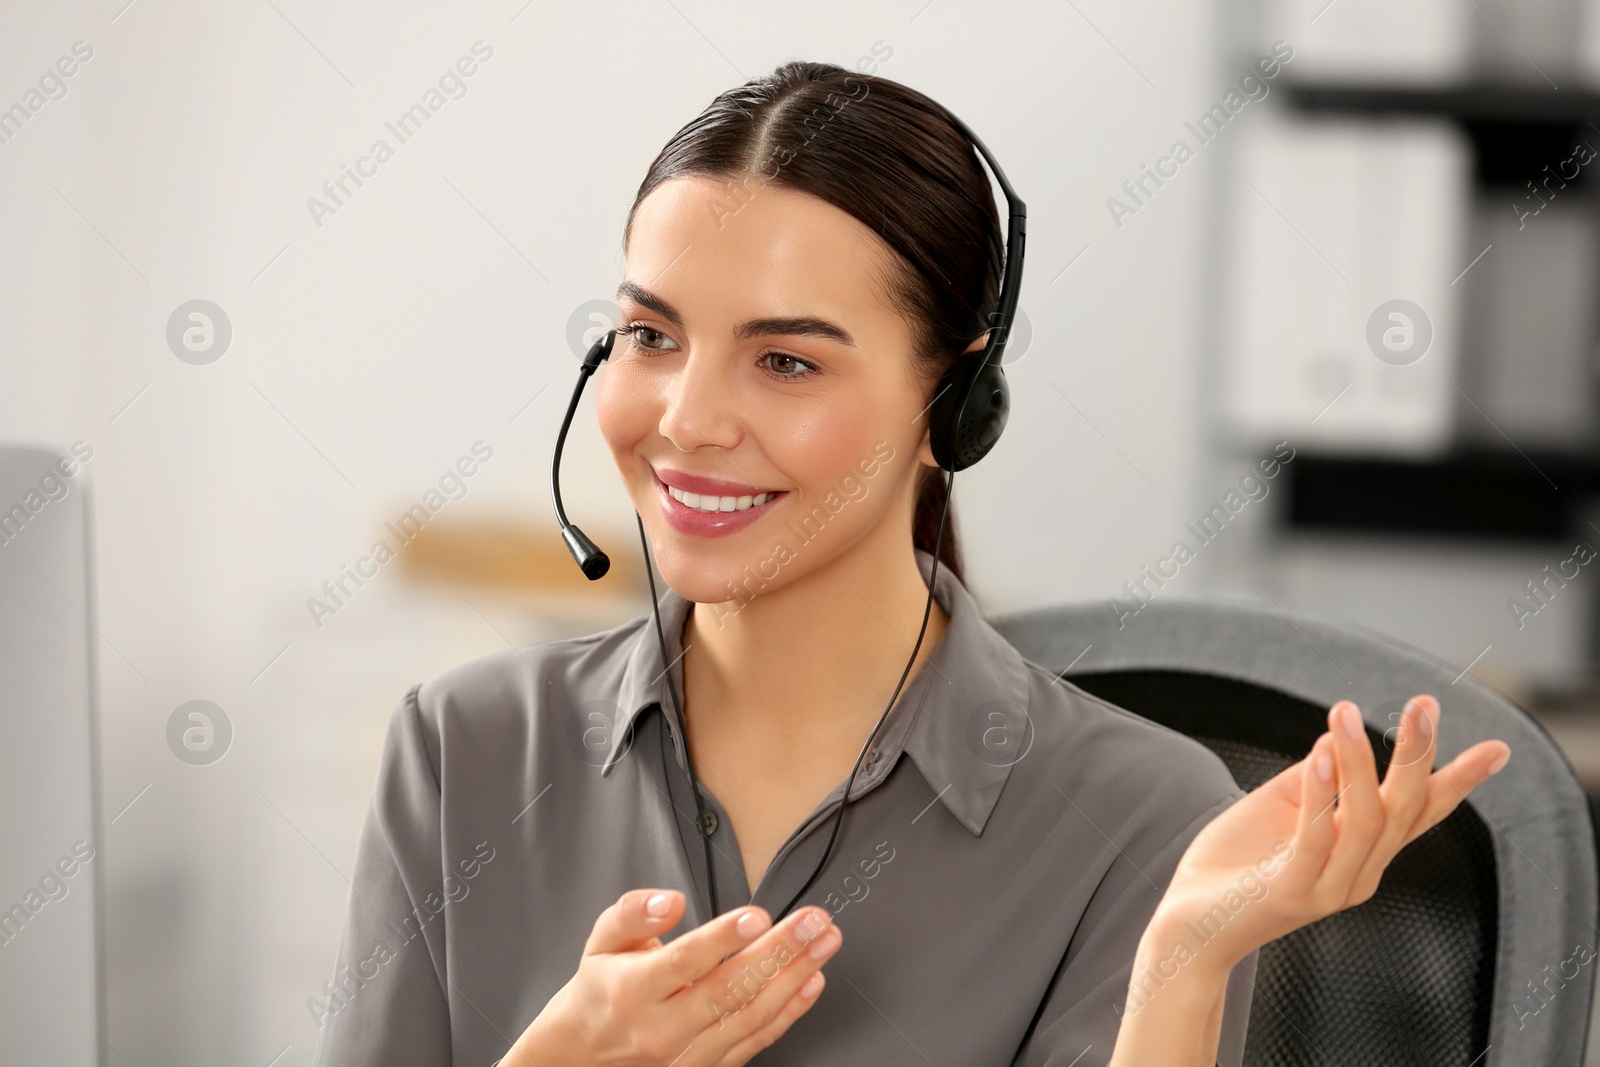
{"left": 990, "top": 594, "right": 1596, "bottom": 1067}
{"left": 0, "top": 445, "right": 106, "bottom": 1066}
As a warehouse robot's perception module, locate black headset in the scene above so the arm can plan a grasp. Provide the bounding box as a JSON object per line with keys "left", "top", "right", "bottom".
{"left": 550, "top": 98, "right": 1025, "bottom": 926}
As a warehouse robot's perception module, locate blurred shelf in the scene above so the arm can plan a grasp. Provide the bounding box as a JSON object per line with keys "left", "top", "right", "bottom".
{"left": 396, "top": 516, "right": 650, "bottom": 602}
{"left": 1283, "top": 80, "right": 1600, "bottom": 123}
{"left": 1282, "top": 447, "right": 1600, "bottom": 541}
{"left": 1281, "top": 80, "right": 1600, "bottom": 185}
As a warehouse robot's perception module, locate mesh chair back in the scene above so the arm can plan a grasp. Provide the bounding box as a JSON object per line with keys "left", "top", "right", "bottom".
{"left": 990, "top": 595, "right": 1595, "bottom": 1067}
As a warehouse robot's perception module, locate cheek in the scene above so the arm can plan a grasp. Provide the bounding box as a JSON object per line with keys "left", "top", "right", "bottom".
{"left": 784, "top": 396, "right": 905, "bottom": 503}
{"left": 594, "top": 364, "right": 656, "bottom": 459}
{"left": 790, "top": 411, "right": 863, "bottom": 473}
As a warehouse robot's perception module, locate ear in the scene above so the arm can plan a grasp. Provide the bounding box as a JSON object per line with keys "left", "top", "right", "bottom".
{"left": 914, "top": 330, "right": 992, "bottom": 468}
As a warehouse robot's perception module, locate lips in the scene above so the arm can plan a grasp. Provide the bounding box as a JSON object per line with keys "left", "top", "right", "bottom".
{"left": 650, "top": 467, "right": 785, "bottom": 538}
{"left": 653, "top": 466, "right": 780, "bottom": 498}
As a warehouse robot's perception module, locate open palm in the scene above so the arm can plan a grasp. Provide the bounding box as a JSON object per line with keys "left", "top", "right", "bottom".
{"left": 1149, "top": 693, "right": 1511, "bottom": 974}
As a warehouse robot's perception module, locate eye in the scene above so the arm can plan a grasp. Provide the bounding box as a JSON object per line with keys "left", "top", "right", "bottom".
{"left": 760, "top": 350, "right": 819, "bottom": 381}
{"left": 619, "top": 322, "right": 678, "bottom": 355}
{"left": 620, "top": 322, "right": 818, "bottom": 381}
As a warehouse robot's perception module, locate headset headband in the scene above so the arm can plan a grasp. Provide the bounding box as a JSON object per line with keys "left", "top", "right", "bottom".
{"left": 933, "top": 106, "right": 1028, "bottom": 367}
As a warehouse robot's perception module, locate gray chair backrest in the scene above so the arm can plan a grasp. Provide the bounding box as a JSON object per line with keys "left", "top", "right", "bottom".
{"left": 991, "top": 594, "right": 1595, "bottom": 1067}
{"left": 0, "top": 444, "right": 105, "bottom": 1066}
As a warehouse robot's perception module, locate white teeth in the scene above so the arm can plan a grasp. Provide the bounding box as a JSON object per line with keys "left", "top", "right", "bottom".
{"left": 666, "top": 484, "right": 774, "bottom": 513}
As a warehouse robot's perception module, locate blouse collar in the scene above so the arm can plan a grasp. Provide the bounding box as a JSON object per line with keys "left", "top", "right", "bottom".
{"left": 603, "top": 548, "right": 1032, "bottom": 837}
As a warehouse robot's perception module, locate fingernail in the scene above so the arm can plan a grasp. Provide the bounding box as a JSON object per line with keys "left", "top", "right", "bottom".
{"left": 808, "top": 928, "right": 841, "bottom": 961}
{"left": 1417, "top": 705, "right": 1434, "bottom": 739}
{"left": 646, "top": 892, "right": 671, "bottom": 917}
{"left": 1488, "top": 750, "right": 1510, "bottom": 776}
{"left": 799, "top": 972, "right": 824, "bottom": 999}
{"left": 736, "top": 909, "right": 769, "bottom": 940}
{"left": 1340, "top": 703, "right": 1363, "bottom": 740}
{"left": 1316, "top": 742, "right": 1333, "bottom": 782}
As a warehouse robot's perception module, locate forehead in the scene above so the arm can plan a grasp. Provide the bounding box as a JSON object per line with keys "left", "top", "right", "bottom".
{"left": 624, "top": 175, "right": 903, "bottom": 332}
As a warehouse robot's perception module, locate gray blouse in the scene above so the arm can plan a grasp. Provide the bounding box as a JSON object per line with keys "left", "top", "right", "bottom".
{"left": 310, "top": 548, "right": 1258, "bottom": 1065}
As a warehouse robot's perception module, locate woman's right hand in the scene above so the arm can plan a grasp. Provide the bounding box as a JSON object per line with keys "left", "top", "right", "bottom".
{"left": 505, "top": 888, "right": 842, "bottom": 1067}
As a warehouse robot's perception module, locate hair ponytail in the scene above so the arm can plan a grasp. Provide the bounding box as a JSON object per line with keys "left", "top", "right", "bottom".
{"left": 912, "top": 464, "right": 963, "bottom": 585}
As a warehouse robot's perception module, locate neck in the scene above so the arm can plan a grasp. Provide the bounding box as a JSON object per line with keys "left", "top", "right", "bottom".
{"left": 680, "top": 531, "right": 952, "bottom": 760}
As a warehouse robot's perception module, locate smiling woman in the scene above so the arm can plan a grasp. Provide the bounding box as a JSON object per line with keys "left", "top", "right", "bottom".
{"left": 311, "top": 58, "right": 1510, "bottom": 1067}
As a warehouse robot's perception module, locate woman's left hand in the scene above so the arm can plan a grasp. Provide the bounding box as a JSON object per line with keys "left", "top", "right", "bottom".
{"left": 1144, "top": 694, "right": 1511, "bottom": 978}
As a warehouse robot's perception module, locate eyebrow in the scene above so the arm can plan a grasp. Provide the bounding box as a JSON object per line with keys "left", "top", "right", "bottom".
{"left": 616, "top": 280, "right": 857, "bottom": 348}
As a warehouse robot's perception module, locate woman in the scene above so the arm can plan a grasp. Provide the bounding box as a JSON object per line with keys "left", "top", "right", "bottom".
{"left": 310, "top": 61, "right": 1512, "bottom": 1066}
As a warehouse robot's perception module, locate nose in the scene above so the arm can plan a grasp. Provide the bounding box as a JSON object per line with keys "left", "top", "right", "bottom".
{"left": 657, "top": 346, "right": 744, "bottom": 453}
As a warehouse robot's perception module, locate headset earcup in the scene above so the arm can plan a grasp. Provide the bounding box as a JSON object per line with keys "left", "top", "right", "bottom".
{"left": 929, "top": 357, "right": 1009, "bottom": 472}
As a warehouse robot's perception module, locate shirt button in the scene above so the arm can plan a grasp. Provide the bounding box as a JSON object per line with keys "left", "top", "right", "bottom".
{"left": 698, "top": 808, "right": 719, "bottom": 837}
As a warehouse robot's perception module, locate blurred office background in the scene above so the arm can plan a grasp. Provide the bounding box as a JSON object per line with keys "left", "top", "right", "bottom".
{"left": 2, "top": 0, "right": 1598, "bottom": 1062}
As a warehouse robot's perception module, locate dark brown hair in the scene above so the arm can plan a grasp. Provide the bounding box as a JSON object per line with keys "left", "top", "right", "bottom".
{"left": 622, "top": 60, "right": 1004, "bottom": 586}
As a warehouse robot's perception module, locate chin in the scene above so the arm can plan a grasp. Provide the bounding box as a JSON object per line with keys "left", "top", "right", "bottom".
{"left": 632, "top": 462, "right": 800, "bottom": 604}
{"left": 646, "top": 530, "right": 791, "bottom": 606}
